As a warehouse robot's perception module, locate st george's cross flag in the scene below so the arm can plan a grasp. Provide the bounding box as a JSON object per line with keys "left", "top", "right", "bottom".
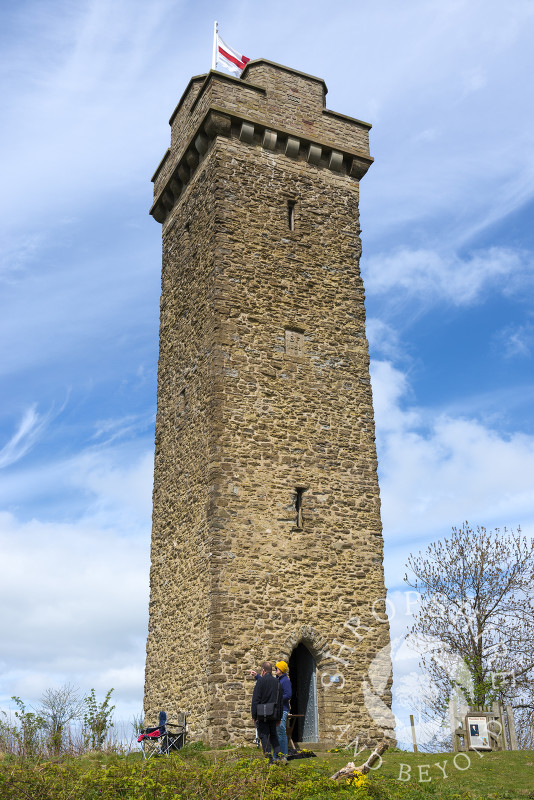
{"left": 215, "top": 30, "right": 250, "bottom": 76}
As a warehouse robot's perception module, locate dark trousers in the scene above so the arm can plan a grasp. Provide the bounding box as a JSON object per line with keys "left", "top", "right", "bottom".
{"left": 256, "top": 719, "right": 281, "bottom": 760}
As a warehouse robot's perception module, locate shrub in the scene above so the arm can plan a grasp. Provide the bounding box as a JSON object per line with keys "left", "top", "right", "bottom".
{"left": 83, "top": 688, "right": 115, "bottom": 751}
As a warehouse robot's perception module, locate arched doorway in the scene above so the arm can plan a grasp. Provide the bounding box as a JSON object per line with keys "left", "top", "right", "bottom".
{"left": 288, "top": 643, "right": 318, "bottom": 742}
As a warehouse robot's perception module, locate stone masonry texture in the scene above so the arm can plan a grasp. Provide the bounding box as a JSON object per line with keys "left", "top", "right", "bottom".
{"left": 144, "top": 60, "right": 394, "bottom": 747}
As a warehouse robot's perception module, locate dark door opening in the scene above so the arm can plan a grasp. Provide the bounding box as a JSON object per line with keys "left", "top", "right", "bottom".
{"left": 288, "top": 643, "right": 318, "bottom": 742}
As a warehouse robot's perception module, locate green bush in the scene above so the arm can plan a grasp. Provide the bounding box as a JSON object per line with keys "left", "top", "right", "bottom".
{"left": 0, "top": 750, "right": 363, "bottom": 800}
{"left": 0, "top": 746, "right": 533, "bottom": 800}
{"left": 83, "top": 689, "right": 115, "bottom": 751}
{"left": 1, "top": 697, "right": 47, "bottom": 758}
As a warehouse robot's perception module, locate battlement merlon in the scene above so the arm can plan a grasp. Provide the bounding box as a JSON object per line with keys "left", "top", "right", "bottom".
{"left": 150, "top": 60, "right": 373, "bottom": 224}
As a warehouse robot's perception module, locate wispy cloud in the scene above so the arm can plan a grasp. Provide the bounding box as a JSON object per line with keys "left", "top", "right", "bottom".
{"left": 92, "top": 413, "right": 155, "bottom": 446}
{"left": 496, "top": 322, "right": 534, "bottom": 359}
{"left": 0, "top": 0, "right": 186, "bottom": 231}
{"left": 0, "top": 436, "right": 154, "bottom": 527}
{"left": 0, "top": 231, "right": 44, "bottom": 282}
{"left": 0, "top": 406, "right": 52, "bottom": 469}
{"left": 460, "top": 65, "right": 487, "bottom": 97}
{"left": 366, "top": 319, "right": 404, "bottom": 361}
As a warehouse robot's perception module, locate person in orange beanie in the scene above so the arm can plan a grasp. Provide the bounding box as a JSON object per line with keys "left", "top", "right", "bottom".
{"left": 274, "top": 661, "right": 292, "bottom": 757}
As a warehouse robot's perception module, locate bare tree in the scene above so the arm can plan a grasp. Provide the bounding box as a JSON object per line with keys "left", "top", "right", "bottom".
{"left": 404, "top": 523, "right": 534, "bottom": 717}
{"left": 38, "top": 683, "right": 84, "bottom": 755}
{"left": 512, "top": 702, "right": 534, "bottom": 749}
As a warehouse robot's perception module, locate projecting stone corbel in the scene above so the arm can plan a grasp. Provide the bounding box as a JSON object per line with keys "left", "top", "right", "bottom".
{"left": 239, "top": 121, "right": 255, "bottom": 143}
{"left": 349, "top": 156, "right": 372, "bottom": 180}
{"left": 177, "top": 163, "right": 190, "bottom": 184}
{"left": 262, "top": 129, "right": 277, "bottom": 150}
{"left": 329, "top": 150, "right": 343, "bottom": 171}
{"left": 185, "top": 149, "right": 199, "bottom": 171}
{"left": 286, "top": 136, "right": 300, "bottom": 158}
{"left": 161, "top": 189, "right": 174, "bottom": 212}
{"left": 195, "top": 132, "right": 209, "bottom": 155}
{"left": 204, "top": 111, "right": 232, "bottom": 139}
{"left": 307, "top": 143, "right": 322, "bottom": 165}
{"left": 169, "top": 177, "right": 182, "bottom": 200}
{"left": 152, "top": 203, "right": 167, "bottom": 224}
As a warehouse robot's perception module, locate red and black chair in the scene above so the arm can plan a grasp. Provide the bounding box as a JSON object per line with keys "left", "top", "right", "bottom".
{"left": 138, "top": 711, "right": 187, "bottom": 759}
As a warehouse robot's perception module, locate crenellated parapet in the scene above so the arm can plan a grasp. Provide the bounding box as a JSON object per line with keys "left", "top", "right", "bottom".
{"left": 150, "top": 60, "right": 373, "bottom": 225}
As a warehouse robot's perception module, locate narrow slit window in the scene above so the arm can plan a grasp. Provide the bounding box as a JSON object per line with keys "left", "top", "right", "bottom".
{"left": 295, "top": 488, "right": 305, "bottom": 528}
{"left": 288, "top": 200, "right": 295, "bottom": 231}
{"left": 176, "top": 388, "right": 186, "bottom": 416}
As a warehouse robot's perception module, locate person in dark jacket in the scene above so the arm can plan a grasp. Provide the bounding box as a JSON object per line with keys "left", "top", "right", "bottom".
{"left": 274, "top": 660, "right": 292, "bottom": 756}
{"left": 251, "top": 661, "right": 285, "bottom": 764}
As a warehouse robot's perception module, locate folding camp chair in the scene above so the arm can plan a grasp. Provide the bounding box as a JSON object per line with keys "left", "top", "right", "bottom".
{"left": 138, "top": 711, "right": 187, "bottom": 759}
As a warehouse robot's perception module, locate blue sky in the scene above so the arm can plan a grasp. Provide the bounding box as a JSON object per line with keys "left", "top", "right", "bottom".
{"left": 1, "top": 0, "right": 533, "bottom": 745}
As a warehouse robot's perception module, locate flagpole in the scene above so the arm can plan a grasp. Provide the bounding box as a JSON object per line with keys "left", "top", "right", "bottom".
{"left": 212, "top": 20, "right": 218, "bottom": 70}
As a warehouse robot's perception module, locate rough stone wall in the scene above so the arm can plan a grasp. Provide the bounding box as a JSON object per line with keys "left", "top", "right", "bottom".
{"left": 144, "top": 62, "right": 394, "bottom": 747}
{"left": 144, "top": 154, "right": 219, "bottom": 736}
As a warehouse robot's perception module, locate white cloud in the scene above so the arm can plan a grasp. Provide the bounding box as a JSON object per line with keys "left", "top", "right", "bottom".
{"left": 363, "top": 247, "right": 531, "bottom": 310}
{"left": 412, "top": 128, "right": 439, "bottom": 144}
{"left": 69, "top": 447, "right": 155, "bottom": 526}
{"left": 0, "top": 443, "right": 153, "bottom": 718}
{"left": 370, "top": 361, "right": 418, "bottom": 434}
{"left": 366, "top": 318, "right": 402, "bottom": 360}
{"left": 0, "top": 511, "right": 149, "bottom": 707}
{"left": 371, "top": 359, "right": 534, "bottom": 576}
{"left": 352, "top": 0, "right": 534, "bottom": 245}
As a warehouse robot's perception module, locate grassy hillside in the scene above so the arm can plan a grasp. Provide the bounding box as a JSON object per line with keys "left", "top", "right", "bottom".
{"left": 0, "top": 744, "right": 532, "bottom": 799}
{"left": 369, "top": 748, "right": 534, "bottom": 798}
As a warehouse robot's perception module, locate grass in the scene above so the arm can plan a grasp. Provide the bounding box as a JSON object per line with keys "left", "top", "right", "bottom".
{"left": 0, "top": 743, "right": 532, "bottom": 799}
{"left": 369, "top": 748, "right": 534, "bottom": 798}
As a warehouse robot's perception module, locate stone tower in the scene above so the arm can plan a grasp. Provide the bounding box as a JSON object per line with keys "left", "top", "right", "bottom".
{"left": 145, "top": 60, "right": 393, "bottom": 747}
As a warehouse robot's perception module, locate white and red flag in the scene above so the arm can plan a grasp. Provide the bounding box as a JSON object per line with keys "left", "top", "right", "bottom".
{"left": 212, "top": 23, "right": 250, "bottom": 76}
